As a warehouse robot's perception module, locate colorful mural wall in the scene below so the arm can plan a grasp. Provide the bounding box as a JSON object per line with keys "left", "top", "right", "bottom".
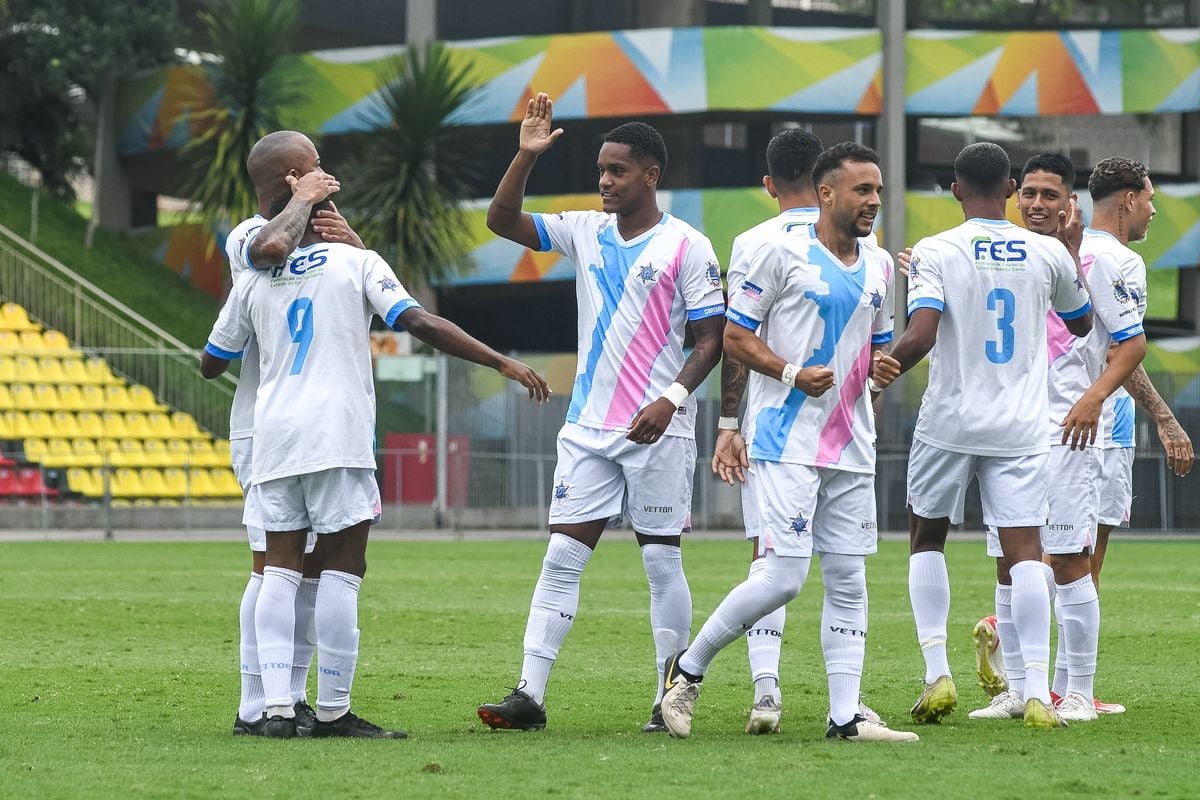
{"left": 117, "top": 26, "right": 1200, "bottom": 155}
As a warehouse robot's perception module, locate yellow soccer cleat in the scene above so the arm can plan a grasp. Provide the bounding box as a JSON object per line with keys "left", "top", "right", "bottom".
{"left": 1023, "top": 697, "right": 1067, "bottom": 729}
{"left": 911, "top": 675, "right": 958, "bottom": 724}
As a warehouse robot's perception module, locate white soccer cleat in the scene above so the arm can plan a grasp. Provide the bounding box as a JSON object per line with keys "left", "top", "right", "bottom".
{"left": 967, "top": 690, "right": 1024, "bottom": 720}
{"left": 1056, "top": 691, "right": 1099, "bottom": 722}
{"left": 661, "top": 652, "right": 702, "bottom": 739}
{"left": 1093, "top": 697, "right": 1126, "bottom": 715}
{"left": 746, "top": 695, "right": 782, "bottom": 735}
{"left": 972, "top": 616, "right": 1007, "bottom": 698}
{"left": 858, "top": 700, "right": 884, "bottom": 726}
{"left": 827, "top": 715, "right": 919, "bottom": 743}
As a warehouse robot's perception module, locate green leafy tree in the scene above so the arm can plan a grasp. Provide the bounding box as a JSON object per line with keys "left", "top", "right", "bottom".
{"left": 342, "top": 42, "right": 483, "bottom": 290}
{"left": 178, "top": 0, "right": 304, "bottom": 234}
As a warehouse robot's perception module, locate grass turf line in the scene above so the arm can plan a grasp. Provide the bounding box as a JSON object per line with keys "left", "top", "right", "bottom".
{"left": 1, "top": 539, "right": 1197, "bottom": 799}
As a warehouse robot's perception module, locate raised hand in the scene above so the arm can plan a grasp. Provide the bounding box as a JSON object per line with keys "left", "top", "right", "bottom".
{"left": 286, "top": 171, "right": 340, "bottom": 205}
{"left": 519, "top": 92, "right": 564, "bottom": 155}
{"left": 1053, "top": 197, "right": 1084, "bottom": 259}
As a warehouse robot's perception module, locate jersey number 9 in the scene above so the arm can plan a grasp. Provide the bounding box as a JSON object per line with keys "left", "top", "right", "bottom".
{"left": 287, "top": 297, "right": 314, "bottom": 375}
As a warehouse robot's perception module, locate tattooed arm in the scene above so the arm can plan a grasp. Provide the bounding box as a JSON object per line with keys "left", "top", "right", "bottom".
{"left": 1124, "top": 364, "right": 1194, "bottom": 476}
{"left": 248, "top": 171, "right": 341, "bottom": 269}
{"left": 712, "top": 355, "right": 751, "bottom": 485}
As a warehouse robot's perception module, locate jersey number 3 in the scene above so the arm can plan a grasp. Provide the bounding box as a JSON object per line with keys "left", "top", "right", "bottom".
{"left": 287, "top": 297, "right": 314, "bottom": 375}
{"left": 985, "top": 288, "right": 1015, "bottom": 364}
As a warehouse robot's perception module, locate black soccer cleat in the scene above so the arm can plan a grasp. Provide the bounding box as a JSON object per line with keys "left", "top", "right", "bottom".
{"left": 310, "top": 711, "right": 407, "bottom": 739}
{"left": 293, "top": 701, "right": 317, "bottom": 738}
{"left": 477, "top": 686, "right": 547, "bottom": 731}
{"left": 233, "top": 714, "right": 267, "bottom": 736}
{"left": 263, "top": 715, "right": 297, "bottom": 739}
{"left": 642, "top": 704, "right": 667, "bottom": 733}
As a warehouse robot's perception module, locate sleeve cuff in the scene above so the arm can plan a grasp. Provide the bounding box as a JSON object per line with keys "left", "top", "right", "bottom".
{"left": 725, "top": 308, "right": 761, "bottom": 331}
{"left": 1111, "top": 322, "right": 1145, "bottom": 342}
{"left": 1057, "top": 300, "right": 1092, "bottom": 321}
{"left": 205, "top": 342, "right": 243, "bottom": 360}
{"left": 907, "top": 297, "right": 945, "bottom": 315}
{"left": 242, "top": 226, "right": 264, "bottom": 270}
{"left": 872, "top": 331, "right": 894, "bottom": 345}
{"left": 531, "top": 214, "right": 552, "bottom": 253}
{"left": 386, "top": 299, "right": 424, "bottom": 330}
{"left": 687, "top": 303, "right": 726, "bottom": 321}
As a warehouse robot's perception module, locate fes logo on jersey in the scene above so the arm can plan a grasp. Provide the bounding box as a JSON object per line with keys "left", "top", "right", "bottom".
{"left": 971, "top": 236, "right": 1028, "bottom": 270}
{"left": 740, "top": 281, "right": 764, "bottom": 301}
{"left": 789, "top": 514, "right": 809, "bottom": 535}
{"left": 705, "top": 260, "right": 722, "bottom": 288}
{"left": 377, "top": 277, "right": 399, "bottom": 293}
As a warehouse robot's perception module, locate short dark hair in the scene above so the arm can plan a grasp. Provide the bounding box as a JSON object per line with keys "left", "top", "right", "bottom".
{"left": 811, "top": 142, "right": 880, "bottom": 188}
{"left": 1020, "top": 153, "right": 1075, "bottom": 190}
{"left": 1088, "top": 157, "right": 1150, "bottom": 203}
{"left": 954, "top": 142, "right": 1011, "bottom": 194}
{"left": 766, "top": 129, "right": 823, "bottom": 188}
{"left": 603, "top": 122, "right": 668, "bottom": 174}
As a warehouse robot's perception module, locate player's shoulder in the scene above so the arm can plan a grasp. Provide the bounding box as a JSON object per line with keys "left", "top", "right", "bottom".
{"left": 662, "top": 212, "right": 711, "bottom": 245}
{"left": 544, "top": 208, "right": 608, "bottom": 229}
{"left": 225, "top": 214, "right": 266, "bottom": 265}
{"left": 858, "top": 236, "right": 894, "bottom": 275}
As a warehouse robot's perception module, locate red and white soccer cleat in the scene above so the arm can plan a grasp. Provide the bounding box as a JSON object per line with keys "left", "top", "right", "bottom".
{"left": 1093, "top": 697, "right": 1126, "bottom": 715}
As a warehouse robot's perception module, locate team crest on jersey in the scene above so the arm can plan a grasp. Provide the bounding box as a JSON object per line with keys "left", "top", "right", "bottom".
{"left": 638, "top": 265, "right": 659, "bottom": 285}
{"left": 869, "top": 289, "right": 884, "bottom": 310}
{"left": 1074, "top": 276, "right": 1085, "bottom": 291}
{"left": 705, "top": 260, "right": 721, "bottom": 288}
{"left": 908, "top": 256, "right": 920, "bottom": 280}
{"left": 377, "top": 277, "right": 399, "bottom": 293}
{"left": 553, "top": 481, "right": 572, "bottom": 502}
{"left": 741, "top": 281, "right": 763, "bottom": 301}
{"left": 789, "top": 514, "right": 809, "bottom": 535}
{"left": 1112, "top": 278, "right": 1131, "bottom": 303}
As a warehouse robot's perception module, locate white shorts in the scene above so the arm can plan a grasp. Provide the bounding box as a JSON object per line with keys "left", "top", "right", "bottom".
{"left": 243, "top": 467, "right": 382, "bottom": 535}
{"left": 1098, "top": 446, "right": 1134, "bottom": 527}
{"left": 231, "top": 439, "right": 317, "bottom": 553}
{"left": 983, "top": 445, "right": 1101, "bottom": 557}
{"left": 753, "top": 460, "right": 878, "bottom": 558}
{"left": 908, "top": 439, "right": 1048, "bottom": 528}
{"left": 548, "top": 422, "right": 695, "bottom": 537}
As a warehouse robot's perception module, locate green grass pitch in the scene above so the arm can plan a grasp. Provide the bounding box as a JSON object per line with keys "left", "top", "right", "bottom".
{"left": 2, "top": 538, "right": 1198, "bottom": 799}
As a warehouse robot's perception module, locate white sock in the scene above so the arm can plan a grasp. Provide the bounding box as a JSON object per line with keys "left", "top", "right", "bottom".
{"left": 641, "top": 543, "right": 691, "bottom": 706}
{"left": 820, "top": 554, "right": 867, "bottom": 726}
{"left": 1052, "top": 595, "right": 1069, "bottom": 698}
{"left": 745, "top": 558, "right": 785, "bottom": 704}
{"left": 256, "top": 566, "right": 302, "bottom": 715}
{"left": 520, "top": 533, "right": 592, "bottom": 705}
{"left": 1057, "top": 575, "right": 1099, "bottom": 699}
{"left": 291, "top": 577, "right": 319, "bottom": 704}
{"left": 994, "top": 582, "right": 1024, "bottom": 698}
{"left": 680, "top": 551, "right": 809, "bottom": 677}
{"left": 315, "top": 570, "right": 363, "bottom": 721}
{"left": 1010, "top": 560, "right": 1052, "bottom": 704}
{"left": 909, "top": 552, "right": 951, "bottom": 683}
{"left": 238, "top": 572, "right": 265, "bottom": 721}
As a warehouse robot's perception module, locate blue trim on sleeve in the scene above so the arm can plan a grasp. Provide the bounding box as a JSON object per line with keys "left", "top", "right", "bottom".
{"left": 725, "top": 308, "right": 761, "bottom": 331}
{"left": 872, "top": 331, "right": 894, "bottom": 345}
{"left": 205, "top": 342, "right": 243, "bottom": 360}
{"left": 241, "top": 226, "right": 264, "bottom": 270}
{"left": 531, "top": 214, "right": 552, "bottom": 253}
{"left": 1056, "top": 300, "right": 1092, "bottom": 321}
{"left": 687, "top": 303, "right": 726, "bottom": 321}
{"left": 385, "top": 299, "right": 423, "bottom": 331}
{"left": 1111, "top": 322, "right": 1145, "bottom": 342}
{"left": 907, "top": 297, "right": 944, "bottom": 315}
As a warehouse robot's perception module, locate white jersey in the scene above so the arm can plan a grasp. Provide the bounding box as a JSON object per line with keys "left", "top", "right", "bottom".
{"left": 532, "top": 210, "right": 725, "bottom": 439}
{"left": 1085, "top": 229, "right": 1148, "bottom": 449}
{"left": 907, "top": 218, "right": 1091, "bottom": 456}
{"left": 727, "top": 231, "right": 894, "bottom": 473}
{"left": 206, "top": 242, "right": 421, "bottom": 483}
{"left": 224, "top": 215, "right": 268, "bottom": 440}
{"left": 1045, "top": 228, "right": 1147, "bottom": 443}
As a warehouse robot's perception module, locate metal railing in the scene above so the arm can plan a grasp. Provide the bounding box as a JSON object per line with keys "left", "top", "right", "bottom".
{"left": 0, "top": 223, "right": 236, "bottom": 436}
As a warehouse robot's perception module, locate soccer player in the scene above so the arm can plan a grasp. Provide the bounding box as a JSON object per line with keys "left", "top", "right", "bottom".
{"left": 226, "top": 134, "right": 372, "bottom": 737}
{"left": 659, "top": 143, "right": 918, "bottom": 743}
{"left": 476, "top": 94, "right": 726, "bottom": 732}
{"left": 872, "top": 142, "right": 1092, "bottom": 729}
{"left": 204, "top": 132, "right": 549, "bottom": 739}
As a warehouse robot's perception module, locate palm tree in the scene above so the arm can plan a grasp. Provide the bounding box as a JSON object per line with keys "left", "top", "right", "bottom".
{"left": 178, "top": 0, "right": 304, "bottom": 237}
{"left": 342, "top": 42, "right": 483, "bottom": 290}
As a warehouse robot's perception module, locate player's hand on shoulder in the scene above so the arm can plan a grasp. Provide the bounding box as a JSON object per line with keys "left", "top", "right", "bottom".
{"left": 498, "top": 357, "right": 551, "bottom": 404}
{"left": 519, "top": 92, "right": 564, "bottom": 155}
{"left": 796, "top": 366, "right": 835, "bottom": 398}
{"left": 311, "top": 202, "right": 364, "bottom": 248}
{"left": 896, "top": 247, "right": 913, "bottom": 278}
{"left": 872, "top": 353, "right": 901, "bottom": 389}
{"left": 712, "top": 429, "right": 748, "bottom": 485}
{"left": 286, "top": 170, "right": 340, "bottom": 204}
{"left": 626, "top": 398, "right": 675, "bottom": 445}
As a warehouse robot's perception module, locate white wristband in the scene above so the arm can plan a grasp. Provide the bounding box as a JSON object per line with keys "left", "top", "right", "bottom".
{"left": 780, "top": 363, "right": 800, "bottom": 388}
{"left": 717, "top": 416, "right": 739, "bottom": 430}
{"left": 661, "top": 382, "right": 690, "bottom": 409}
{"left": 867, "top": 377, "right": 882, "bottom": 393}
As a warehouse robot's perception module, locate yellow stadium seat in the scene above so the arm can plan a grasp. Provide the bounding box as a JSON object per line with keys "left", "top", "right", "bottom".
{"left": 24, "top": 411, "right": 55, "bottom": 438}
{"left": 111, "top": 498, "right": 133, "bottom": 508}
{"left": 124, "top": 412, "right": 152, "bottom": 439}
{"left": 18, "top": 331, "right": 45, "bottom": 353}
{"left": 32, "top": 384, "right": 61, "bottom": 411}
{"left": 158, "top": 498, "right": 181, "bottom": 508}
{"left": 60, "top": 357, "right": 89, "bottom": 384}
{"left": 14, "top": 355, "right": 41, "bottom": 383}
{"left": 76, "top": 412, "right": 104, "bottom": 439}
{"left": 23, "top": 437, "right": 47, "bottom": 463}
{"left": 96, "top": 438, "right": 119, "bottom": 467}
{"left": 0, "top": 412, "right": 12, "bottom": 439}
{"left": 146, "top": 412, "right": 174, "bottom": 439}
{"left": 56, "top": 384, "right": 86, "bottom": 412}
{"left": 162, "top": 467, "right": 188, "bottom": 498}
{"left": 86, "top": 357, "right": 119, "bottom": 385}
{"left": 7, "top": 410, "right": 28, "bottom": 435}
{"left": 37, "top": 357, "right": 66, "bottom": 383}
{"left": 0, "top": 356, "right": 13, "bottom": 383}
{"left": 67, "top": 467, "right": 102, "bottom": 499}
{"left": 213, "top": 439, "right": 231, "bottom": 460}
{"left": 1, "top": 302, "right": 38, "bottom": 332}
{"left": 110, "top": 438, "right": 146, "bottom": 469}
{"left": 100, "top": 411, "right": 129, "bottom": 439}
{"left": 71, "top": 438, "right": 103, "bottom": 468}
{"left": 0, "top": 385, "right": 12, "bottom": 411}
{"left": 111, "top": 467, "right": 144, "bottom": 499}
{"left": 211, "top": 467, "right": 243, "bottom": 498}
{"left": 133, "top": 498, "right": 158, "bottom": 508}
{"left": 189, "top": 439, "right": 221, "bottom": 468}
{"left": 128, "top": 385, "right": 164, "bottom": 412}
{"left": 44, "top": 438, "right": 76, "bottom": 468}
{"left": 79, "top": 385, "right": 105, "bottom": 411}
{"left": 40, "top": 330, "right": 73, "bottom": 355}
{"left": 187, "top": 468, "right": 218, "bottom": 498}
{"left": 164, "top": 438, "right": 190, "bottom": 468}
{"left": 11, "top": 384, "right": 36, "bottom": 411}
{"left": 0, "top": 330, "right": 18, "bottom": 353}
{"left": 104, "top": 385, "right": 133, "bottom": 411}
{"left": 50, "top": 412, "right": 79, "bottom": 438}
{"left": 142, "top": 439, "right": 169, "bottom": 467}
{"left": 139, "top": 468, "right": 169, "bottom": 498}
{"left": 171, "top": 412, "right": 205, "bottom": 440}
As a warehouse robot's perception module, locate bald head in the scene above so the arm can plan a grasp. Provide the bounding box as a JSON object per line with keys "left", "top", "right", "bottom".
{"left": 246, "top": 131, "right": 318, "bottom": 191}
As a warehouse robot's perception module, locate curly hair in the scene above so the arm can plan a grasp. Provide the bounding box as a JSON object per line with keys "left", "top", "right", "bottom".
{"left": 1088, "top": 157, "right": 1150, "bottom": 203}
{"left": 811, "top": 142, "right": 879, "bottom": 187}
{"left": 1020, "top": 153, "right": 1075, "bottom": 191}
{"left": 603, "top": 122, "right": 668, "bottom": 174}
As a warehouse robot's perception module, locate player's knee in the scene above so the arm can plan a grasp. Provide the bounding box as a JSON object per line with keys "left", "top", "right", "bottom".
{"left": 821, "top": 554, "right": 866, "bottom": 609}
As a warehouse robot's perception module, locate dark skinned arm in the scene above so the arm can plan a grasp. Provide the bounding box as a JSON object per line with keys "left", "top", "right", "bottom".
{"left": 486, "top": 93, "right": 563, "bottom": 249}
{"left": 248, "top": 171, "right": 341, "bottom": 269}
{"left": 200, "top": 351, "right": 232, "bottom": 380}
{"left": 872, "top": 308, "right": 940, "bottom": 387}
{"left": 626, "top": 315, "right": 725, "bottom": 445}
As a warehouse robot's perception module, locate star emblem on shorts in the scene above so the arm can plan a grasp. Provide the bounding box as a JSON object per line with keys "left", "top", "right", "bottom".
{"left": 377, "top": 277, "right": 399, "bottom": 292}
{"left": 869, "top": 290, "right": 884, "bottom": 310}
{"left": 553, "top": 481, "right": 571, "bottom": 501}
{"left": 789, "top": 514, "right": 808, "bottom": 535}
